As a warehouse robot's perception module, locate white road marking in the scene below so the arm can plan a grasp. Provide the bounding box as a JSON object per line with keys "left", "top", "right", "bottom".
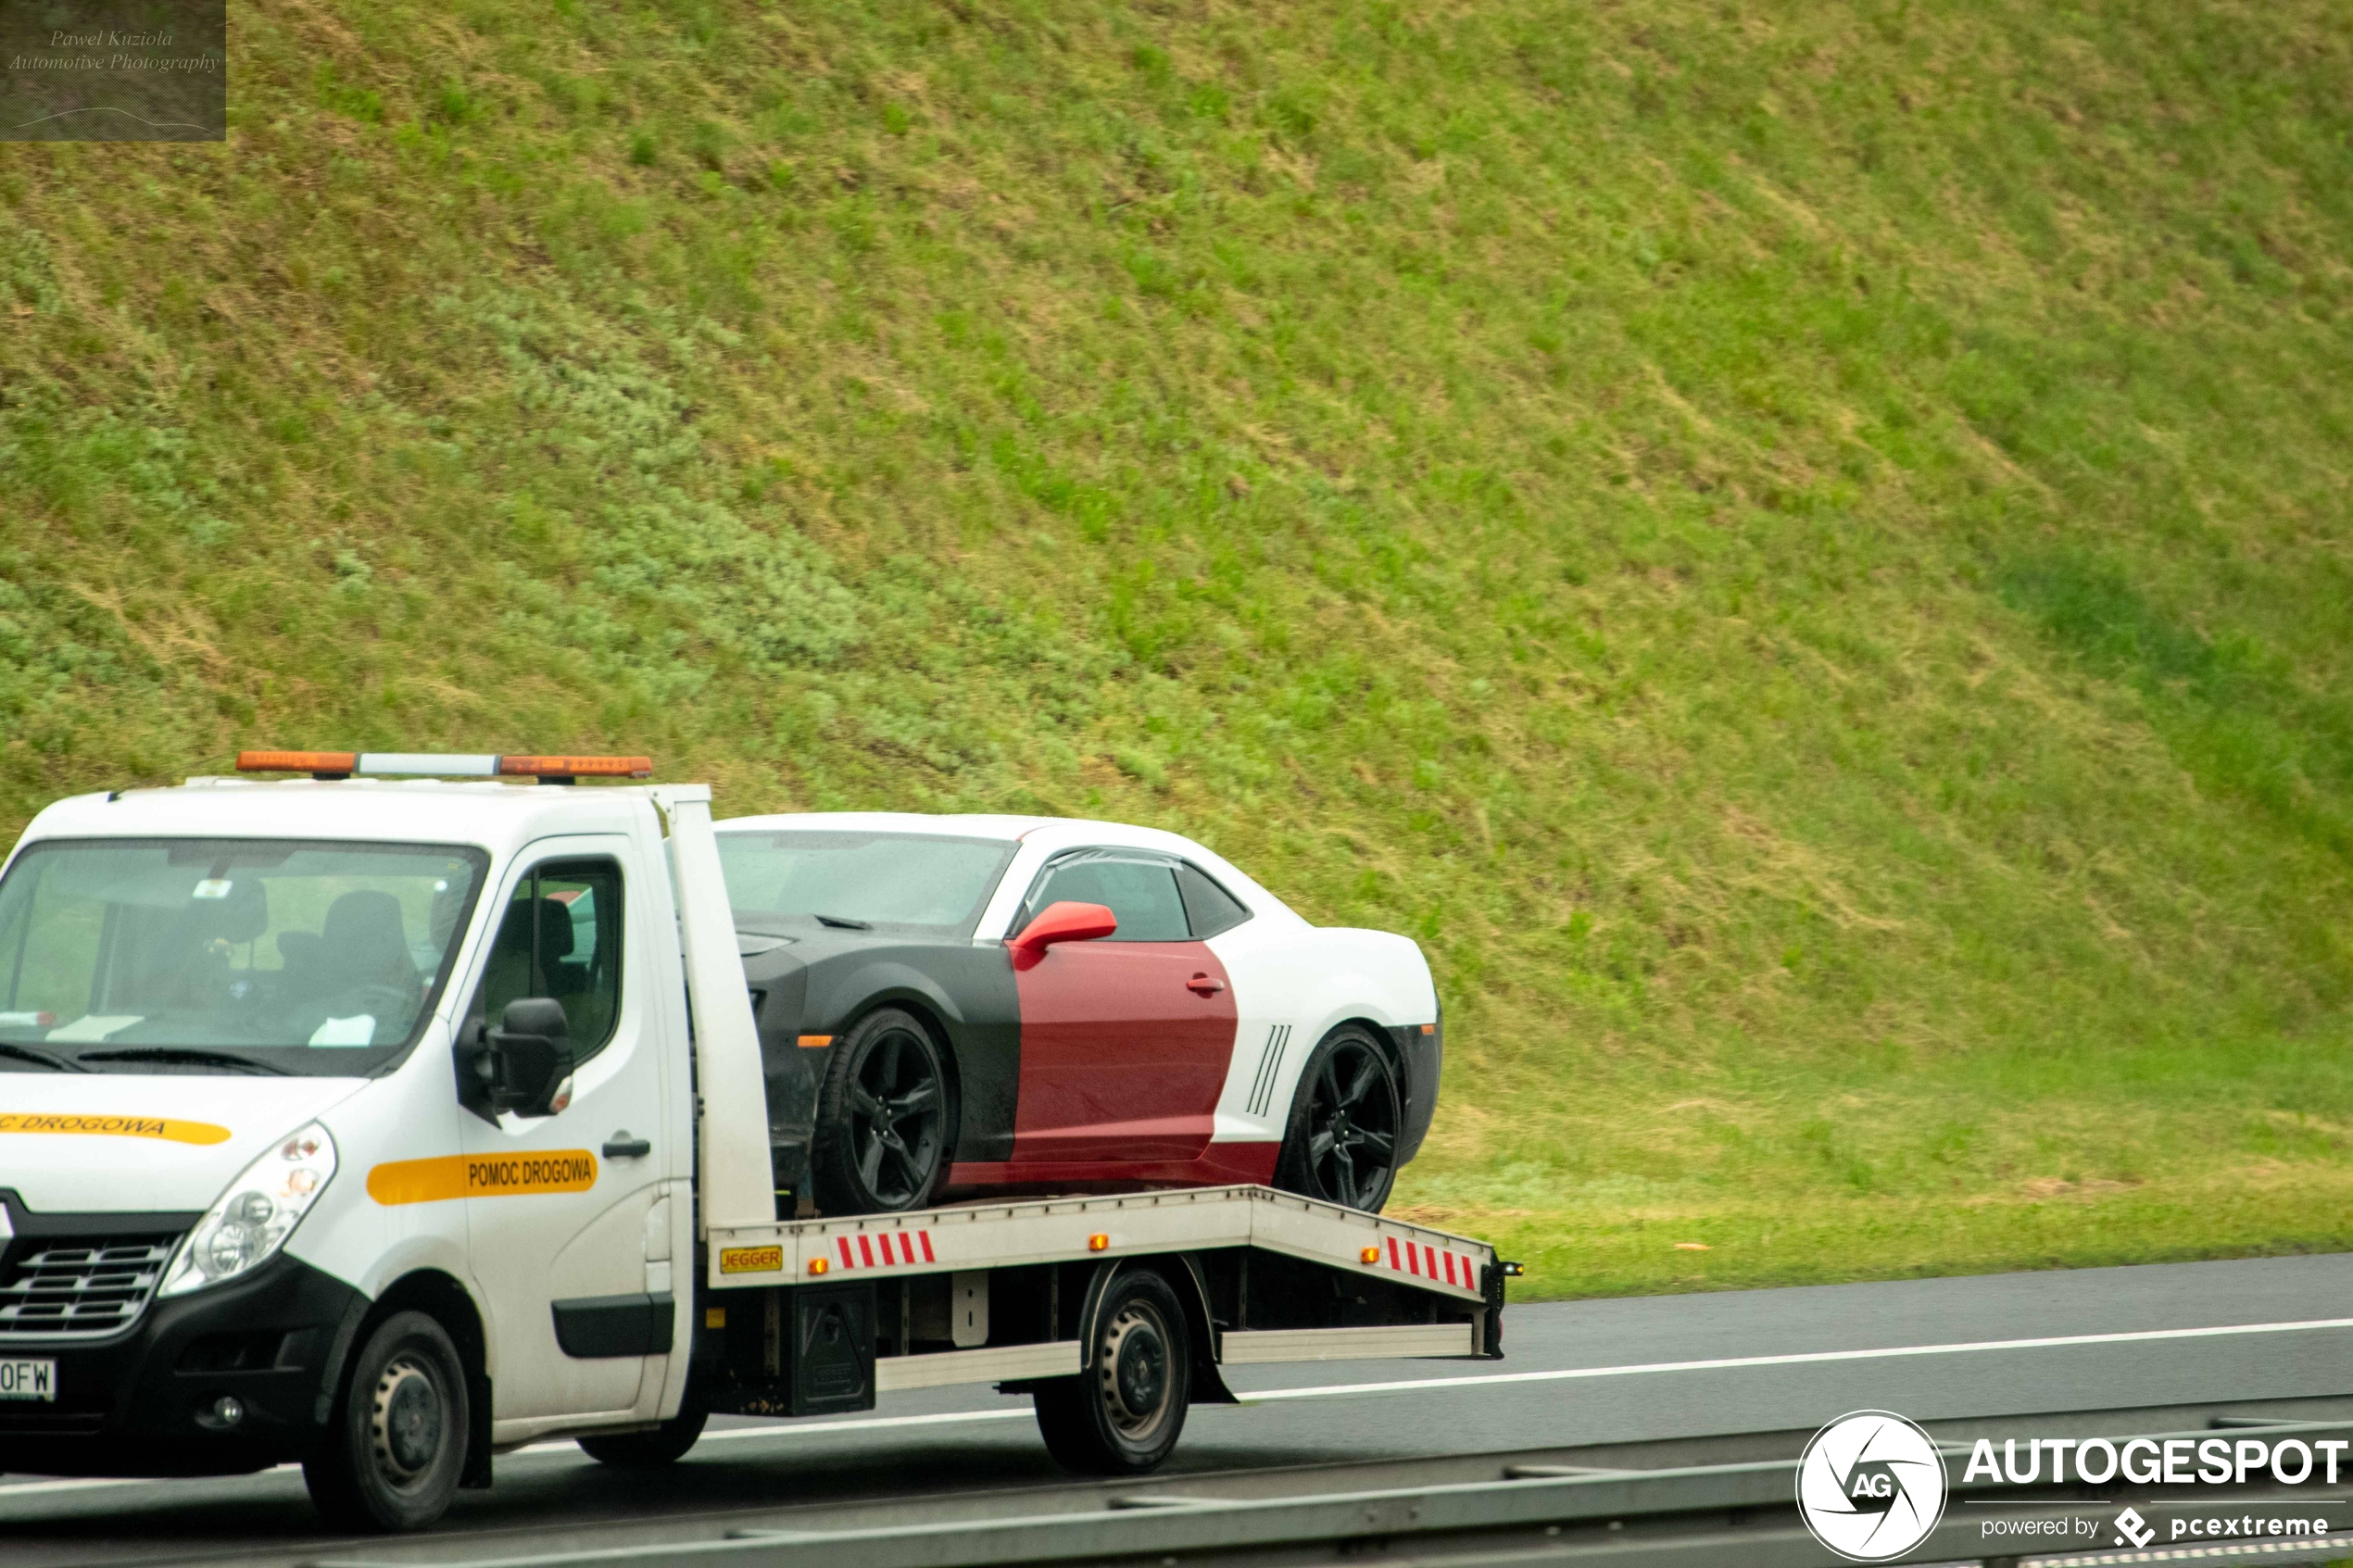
{"left": 7, "top": 1314, "right": 2349, "bottom": 1504}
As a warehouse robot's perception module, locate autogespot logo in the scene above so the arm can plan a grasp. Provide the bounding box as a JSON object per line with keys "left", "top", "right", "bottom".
{"left": 1797, "top": 1411, "right": 1950, "bottom": 1562}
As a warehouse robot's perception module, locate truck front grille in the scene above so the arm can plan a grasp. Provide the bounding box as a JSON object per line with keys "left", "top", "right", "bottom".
{"left": 0, "top": 1236, "right": 179, "bottom": 1340}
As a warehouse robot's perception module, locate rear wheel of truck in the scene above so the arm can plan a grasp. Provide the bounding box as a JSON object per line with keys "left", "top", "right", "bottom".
{"left": 304, "top": 1310, "right": 470, "bottom": 1533}
{"left": 578, "top": 1391, "right": 708, "bottom": 1467}
{"left": 809, "top": 1007, "right": 958, "bottom": 1215}
{"left": 1034, "top": 1268, "right": 1190, "bottom": 1474}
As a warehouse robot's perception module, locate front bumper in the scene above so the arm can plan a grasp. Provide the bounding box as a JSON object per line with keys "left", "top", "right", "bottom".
{"left": 0, "top": 1250, "right": 366, "bottom": 1477}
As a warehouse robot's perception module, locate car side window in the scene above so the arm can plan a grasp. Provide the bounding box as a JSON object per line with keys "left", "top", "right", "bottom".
{"left": 1022, "top": 852, "right": 1189, "bottom": 943}
{"left": 471, "top": 859, "right": 623, "bottom": 1061}
{"left": 1176, "top": 863, "right": 1251, "bottom": 938}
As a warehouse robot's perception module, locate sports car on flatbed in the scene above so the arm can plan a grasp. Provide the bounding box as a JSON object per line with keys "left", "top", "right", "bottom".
{"left": 705, "top": 813, "right": 1441, "bottom": 1217}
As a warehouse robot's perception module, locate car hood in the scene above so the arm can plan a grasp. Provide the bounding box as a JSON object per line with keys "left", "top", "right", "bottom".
{"left": 0, "top": 1073, "right": 368, "bottom": 1215}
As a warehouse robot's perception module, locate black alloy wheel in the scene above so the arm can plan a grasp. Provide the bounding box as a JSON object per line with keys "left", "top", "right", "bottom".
{"left": 1034, "top": 1267, "right": 1191, "bottom": 1474}
{"left": 1274, "top": 1025, "right": 1402, "bottom": 1213}
{"left": 811, "top": 1007, "right": 956, "bottom": 1215}
{"left": 303, "top": 1311, "right": 470, "bottom": 1532}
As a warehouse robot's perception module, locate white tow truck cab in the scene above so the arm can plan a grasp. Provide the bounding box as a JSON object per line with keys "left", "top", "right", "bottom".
{"left": 0, "top": 755, "right": 1508, "bottom": 1531}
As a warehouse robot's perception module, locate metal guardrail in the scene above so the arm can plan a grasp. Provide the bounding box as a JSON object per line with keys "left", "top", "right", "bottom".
{"left": 309, "top": 1419, "right": 2353, "bottom": 1568}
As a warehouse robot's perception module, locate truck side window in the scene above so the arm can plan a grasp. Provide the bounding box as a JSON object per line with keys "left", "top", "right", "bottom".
{"left": 474, "top": 859, "right": 623, "bottom": 1061}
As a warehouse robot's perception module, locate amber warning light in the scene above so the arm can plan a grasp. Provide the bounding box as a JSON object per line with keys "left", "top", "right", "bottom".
{"left": 236, "top": 751, "right": 652, "bottom": 782}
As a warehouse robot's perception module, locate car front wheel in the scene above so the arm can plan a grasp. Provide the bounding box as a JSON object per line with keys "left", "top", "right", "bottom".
{"left": 809, "top": 1007, "right": 957, "bottom": 1215}
{"left": 1273, "top": 1024, "right": 1401, "bottom": 1213}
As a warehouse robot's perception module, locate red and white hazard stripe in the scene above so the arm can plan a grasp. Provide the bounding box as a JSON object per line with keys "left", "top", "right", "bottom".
{"left": 1383, "top": 1235, "right": 1477, "bottom": 1290}
{"left": 832, "top": 1229, "right": 937, "bottom": 1270}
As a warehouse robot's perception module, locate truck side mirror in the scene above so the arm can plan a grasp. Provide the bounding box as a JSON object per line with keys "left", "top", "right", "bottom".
{"left": 485, "top": 997, "right": 574, "bottom": 1118}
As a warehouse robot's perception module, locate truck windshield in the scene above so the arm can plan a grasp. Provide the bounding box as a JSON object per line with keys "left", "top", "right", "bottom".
{"left": 716, "top": 831, "right": 1013, "bottom": 936}
{"left": 0, "top": 837, "right": 488, "bottom": 1073}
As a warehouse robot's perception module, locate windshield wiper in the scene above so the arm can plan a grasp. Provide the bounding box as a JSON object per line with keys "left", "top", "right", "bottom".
{"left": 812, "top": 913, "right": 875, "bottom": 931}
{"left": 80, "top": 1047, "right": 292, "bottom": 1076}
{"left": 0, "top": 1041, "right": 88, "bottom": 1073}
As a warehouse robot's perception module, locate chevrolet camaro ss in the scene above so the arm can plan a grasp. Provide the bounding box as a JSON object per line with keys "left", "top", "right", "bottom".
{"left": 706, "top": 813, "right": 1442, "bottom": 1216}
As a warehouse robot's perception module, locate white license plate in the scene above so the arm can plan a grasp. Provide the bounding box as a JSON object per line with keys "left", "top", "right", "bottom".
{"left": 0, "top": 1359, "right": 56, "bottom": 1401}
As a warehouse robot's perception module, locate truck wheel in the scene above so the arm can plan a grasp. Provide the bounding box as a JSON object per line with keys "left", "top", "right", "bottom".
{"left": 303, "top": 1311, "right": 470, "bottom": 1533}
{"left": 578, "top": 1395, "right": 708, "bottom": 1467}
{"left": 1034, "top": 1268, "right": 1190, "bottom": 1474}
{"left": 1273, "top": 1025, "right": 1400, "bottom": 1213}
{"left": 810, "top": 1008, "right": 957, "bottom": 1215}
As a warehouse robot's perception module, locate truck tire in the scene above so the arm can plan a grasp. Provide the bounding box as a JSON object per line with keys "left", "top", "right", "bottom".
{"left": 809, "top": 1007, "right": 958, "bottom": 1215}
{"left": 578, "top": 1395, "right": 708, "bottom": 1467}
{"left": 303, "top": 1310, "right": 470, "bottom": 1533}
{"left": 1033, "top": 1268, "right": 1190, "bottom": 1474}
{"left": 1273, "top": 1024, "right": 1400, "bottom": 1213}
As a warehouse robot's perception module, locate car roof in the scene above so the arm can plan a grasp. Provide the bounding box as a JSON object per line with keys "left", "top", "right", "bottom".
{"left": 717, "top": 811, "right": 1222, "bottom": 855}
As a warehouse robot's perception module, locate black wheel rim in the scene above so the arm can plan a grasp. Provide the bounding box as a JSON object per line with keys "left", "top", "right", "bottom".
{"left": 848, "top": 1024, "right": 946, "bottom": 1207}
{"left": 1098, "top": 1300, "right": 1174, "bottom": 1441}
{"left": 1305, "top": 1040, "right": 1398, "bottom": 1209}
{"left": 370, "top": 1354, "right": 445, "bottom": 1492}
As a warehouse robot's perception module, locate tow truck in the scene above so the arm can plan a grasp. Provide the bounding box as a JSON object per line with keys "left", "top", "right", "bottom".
{"left": 0, "top": 754, "right": 1507, "bottom": 1530}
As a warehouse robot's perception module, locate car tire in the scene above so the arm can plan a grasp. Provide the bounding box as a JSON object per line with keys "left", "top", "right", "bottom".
{"left": 578, "top": 1393, "right": 708, "bottom": 1467}
{"left": 1033, "top": 1268, "right": 1190, "bottom": 1474}
{"left": 303, "top": 1310, "right": 470, "bottom": 1533}
{"left": 809, "top": 1007, "right": 958, "bottom": 1215}
{"left": 1273, "top": 1024, "right": 1402, "bottom": 1213}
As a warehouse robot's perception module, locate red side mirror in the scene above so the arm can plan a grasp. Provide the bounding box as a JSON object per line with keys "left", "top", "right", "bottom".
{"left": 1010, "top": 900, "right": 1118, "bottom": 969}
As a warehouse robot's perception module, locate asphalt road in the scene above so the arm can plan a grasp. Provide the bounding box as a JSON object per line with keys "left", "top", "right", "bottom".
{"left": 7, "top": 1252, "right": 2353, "bottom": 1566}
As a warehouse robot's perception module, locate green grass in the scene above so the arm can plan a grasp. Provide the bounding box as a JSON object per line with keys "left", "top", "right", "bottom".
{"left": 3, "top": 0, "right": 2351, "bottom": 1300}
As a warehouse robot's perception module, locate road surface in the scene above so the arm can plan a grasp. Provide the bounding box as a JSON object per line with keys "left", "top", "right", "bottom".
{"left": 6, "top": 1252, "right": 2351, "bottom": 1565}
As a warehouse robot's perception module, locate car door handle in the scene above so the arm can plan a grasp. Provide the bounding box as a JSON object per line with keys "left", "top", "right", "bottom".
{"left": 602, "top": 1133, "right": 653, "bottom": 1160}
{"left": 1186, "top": 974, "right": 1227, "bottom": 997}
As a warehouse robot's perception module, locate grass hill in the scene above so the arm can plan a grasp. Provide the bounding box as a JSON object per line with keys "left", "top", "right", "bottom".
{"left": 4, "top": 0, "right": 2350, "bottom": 1297}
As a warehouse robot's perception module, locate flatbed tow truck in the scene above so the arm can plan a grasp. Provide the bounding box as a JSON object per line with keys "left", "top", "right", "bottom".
{"left": 0, "top": 755, "right": 1508, "bottom": 1531}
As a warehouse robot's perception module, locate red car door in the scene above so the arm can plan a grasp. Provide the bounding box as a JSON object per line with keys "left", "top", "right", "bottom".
{"left": 1010, "top": 852, "right": 1237, "bottom": 1165}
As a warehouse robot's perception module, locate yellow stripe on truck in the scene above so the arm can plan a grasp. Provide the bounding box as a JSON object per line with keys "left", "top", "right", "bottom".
{"left": 367, "top": 1151, "right": 599, "bottom": 1206}
{"left": 0, "top": 1111, "right": 231, "bottom": 1145}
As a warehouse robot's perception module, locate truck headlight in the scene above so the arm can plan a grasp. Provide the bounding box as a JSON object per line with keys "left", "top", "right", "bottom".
{"left": 159, "top": 1123, "right": 338, "bottom": 1297}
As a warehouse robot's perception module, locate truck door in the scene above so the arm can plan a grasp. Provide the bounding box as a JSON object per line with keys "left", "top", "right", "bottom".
{"left": 1009, "top": 849, "right": 1237, "bottom": 1166}
{"left": 457, "top": 837, "right": 671, "bottom": 1425}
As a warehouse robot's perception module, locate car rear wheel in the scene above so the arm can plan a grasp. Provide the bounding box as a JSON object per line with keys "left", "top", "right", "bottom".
{"left": 1033, "top": 1268, "right": 1190, "bottom": 1474}
{"left": 1273, "top": 1024, "right": 1401, "bottom": 1213}
{"left": 810, "top": 1007, "right": 957, "bottom": 1215}
{"left": 303, "top": 1310, "right": 469, "bottom": 1533}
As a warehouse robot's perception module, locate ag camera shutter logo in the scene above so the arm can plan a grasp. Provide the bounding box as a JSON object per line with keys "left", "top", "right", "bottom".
{"left": 1797, "top": 1410, "right": 1949, "bottom": 1562}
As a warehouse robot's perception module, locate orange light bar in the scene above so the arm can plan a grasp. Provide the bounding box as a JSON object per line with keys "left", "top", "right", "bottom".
{"left": 497, "top": 755, "right": 653, "bottom": 779}
{"left": 237, "top": 750, "right": 358, "bottom": 775}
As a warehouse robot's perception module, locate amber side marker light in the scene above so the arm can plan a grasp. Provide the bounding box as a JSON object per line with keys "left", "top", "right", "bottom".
{"left": 797, "top": 1035, "right": 834, "bottom": 1049}
{"left": 809, "top": 1258, "right": 830, "bottom": 1275}
{"left": 1361, "top": 1246, "right": 1382, "bottom": 1264}
{"left": 236, "top": 750, "right": 652, "bottom": 783}
{"left": 1088, "top": 1234, "right": 1110, "bottom": 1252}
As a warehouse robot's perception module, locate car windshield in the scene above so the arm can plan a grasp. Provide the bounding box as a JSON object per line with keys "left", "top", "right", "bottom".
{"left": 717, "top": 831, "right": 1013, "bottom": 936}
{"left": 0, "top": 837, "right": 488, "bottom": 1074}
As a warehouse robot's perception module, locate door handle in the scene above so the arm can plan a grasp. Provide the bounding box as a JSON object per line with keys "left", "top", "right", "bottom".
{"left": 1186, "top": 974, "right": 1227, "bottom": 997}
{"left": 603, "top": 1133, "right": 653, "bottom": 1160}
